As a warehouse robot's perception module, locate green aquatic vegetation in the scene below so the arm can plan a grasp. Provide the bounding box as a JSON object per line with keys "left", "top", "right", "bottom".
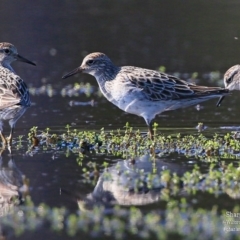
{"left": 209, "top": 71, "right": 221, "bottom": 82}
{"left": 158, "top": 65, "right": 166, "bottom": 72}
{"left": 28, "top": 126, "right": 38, "bottom": 139}
{"left": 28, "top": 84, "right": 56, "bottom": 97}
{"left": 24, "top": 124, "right": 240, "bottom": 163}
{"left": 16, "top": 135, "right": 24, "bottom": 150}
{"left": 7, "top": 121, "right": 240, "bottom": 239}
{"left": 1, "top": 196, "right": 238, "bottom": 239}
{"left": 80, "top": 152, "right": 240, "bottom": 202}
{"left": 191, "top": 72, "right": 198, "bottom": 80}
{"left": 60, "top": 82, "right": 98, "bottom": 98}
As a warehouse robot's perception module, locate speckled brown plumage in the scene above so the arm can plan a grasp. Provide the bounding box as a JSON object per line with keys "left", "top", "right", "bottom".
{"left": 0, "top": 42, "right": 35, "bottom": 147}
{"left": 0, "top": 42, "right": 35, "bottom": 108}
{"left": 63, "top": 52, "right": 229, "bottom": 139}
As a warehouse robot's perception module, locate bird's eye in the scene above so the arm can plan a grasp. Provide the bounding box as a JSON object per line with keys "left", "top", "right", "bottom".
{"left": 226, "top": 70, "right": 238, "bottom": 84}
{"left": 4, "top": 49, "right": 10, "bottom": 54}
{"left": 226, "top": 77, "right": 233, "bottom": 84}
{"left": 87, "top": 60, "right": 94, "bottom": 65}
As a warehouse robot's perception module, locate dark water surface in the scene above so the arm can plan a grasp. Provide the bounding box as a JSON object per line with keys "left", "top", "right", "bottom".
{"left": 0, "top": 1, "right": 240, "bottom": 239}
{"left": 1, "top": 0, "right": 240, "bottom": 129}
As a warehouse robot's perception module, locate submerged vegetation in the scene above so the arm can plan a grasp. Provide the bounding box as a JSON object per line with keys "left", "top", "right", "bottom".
{"left": 1, "top": 123, "right": 239, "bottom": 239}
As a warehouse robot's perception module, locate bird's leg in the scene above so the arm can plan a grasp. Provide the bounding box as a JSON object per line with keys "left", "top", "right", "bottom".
{"left": 148, "top": 124, "right": 154, "bottom": 140}
{"left": 145, "top": 118, "right": 155, "bottom": 140}
{"left": 0, "top": 131, "right": 7, "bottom": 148}
{"left": 0, "top": 147, "right": 5, "bottom": 156}
{"left": 6, "top": 127, "right": 14, "bottom": 147}
{"left": 145, "top": 119, "right": 154, "bottom": 140}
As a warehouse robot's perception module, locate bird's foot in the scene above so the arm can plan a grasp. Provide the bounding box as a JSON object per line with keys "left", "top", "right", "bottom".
{"left": 0, "top": 132, "right": 12, "bottom": 152}
{"left": 5, "top": 135, "right": 12, "bottom": 146}
{"left": 0, "top": 132, "right": 7, "bottom": 148}
{"left": 6, "top": 136, "right": 12, "bottom": 153}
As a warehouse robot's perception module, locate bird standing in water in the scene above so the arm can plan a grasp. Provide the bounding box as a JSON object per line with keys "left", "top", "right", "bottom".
{"left": 63, "top": 52, "right": 228, "bottom": 139}
{"left": 0, "top": 42, "right": 35, "bottom": 146}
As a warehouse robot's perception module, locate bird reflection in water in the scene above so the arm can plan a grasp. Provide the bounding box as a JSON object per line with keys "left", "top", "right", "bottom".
{"left": 0, "top": 147, "right": 29, "bottom": 218}
{"left": 78, "top": 154, "right": 187, "bottom": 210}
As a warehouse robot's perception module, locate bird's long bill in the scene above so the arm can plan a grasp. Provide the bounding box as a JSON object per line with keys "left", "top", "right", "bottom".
{"left": 62, "top": 67, "right": 82, "bottom": 79}
{"left": 17, "top": 54, "right": 36, "bottom": 66}
{"left": 216, "top": 96, "right": 225, "bottom": 107}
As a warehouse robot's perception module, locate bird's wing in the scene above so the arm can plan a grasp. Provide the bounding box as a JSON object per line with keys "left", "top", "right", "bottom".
{"left": 0, "top": 74, "right": 29, "bottom": 109}
{"left": 123, "top": 67, "right": 227, "bottom": 101}
{"left": 0, "top": 105, "right": 27, "bottom": 121}
{"left": 14, "top": 79, "right": 30, "bottom": 106}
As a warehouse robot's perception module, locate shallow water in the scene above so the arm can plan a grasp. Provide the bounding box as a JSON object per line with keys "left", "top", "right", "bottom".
{"left": 0, "top": 1, "right": 240, "bottom": 239}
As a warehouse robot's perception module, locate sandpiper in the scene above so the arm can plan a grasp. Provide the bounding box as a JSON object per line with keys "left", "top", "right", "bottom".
{"left": 222, "top": 65, "right": 240, "bottom": 90}
{"left": 216, "top": 65, "right": 240, "bottom": 107}
{"left": 0, "top": 42, "right": 35, "bottom": 145}
{"left": 62, "top": 52, "right": 229, "bottom": 139}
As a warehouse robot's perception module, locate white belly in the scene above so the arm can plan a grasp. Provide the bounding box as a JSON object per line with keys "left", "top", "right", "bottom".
{"left": 104, "top": 82, "right": 167, "bottom": 119}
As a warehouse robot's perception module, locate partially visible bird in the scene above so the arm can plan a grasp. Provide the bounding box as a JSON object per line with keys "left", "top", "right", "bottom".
{"left": 62, "top": 52, "right": 229, "bottom": 139}
{"left": 216, "top": 65, "right": 240, "bottom": 107}
{"left": 0, "top": 42, "right": 35, "bottom": 146}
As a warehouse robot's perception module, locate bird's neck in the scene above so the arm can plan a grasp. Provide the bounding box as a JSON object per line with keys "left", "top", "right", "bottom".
{"left": 93, "top": 67, "right": 120, "bottom": 102}
{"left": 1, "top": 62, "right": 15, "bottom": 73}
{"left": 96, "top": 66, "right": 120, "bottom": 82}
